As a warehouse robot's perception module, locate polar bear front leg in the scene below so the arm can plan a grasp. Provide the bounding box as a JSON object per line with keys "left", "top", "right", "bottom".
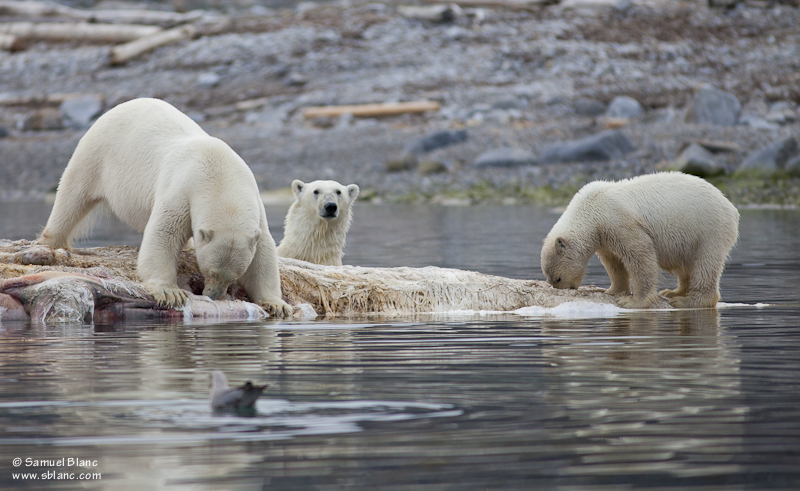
{"left": 597, "top": 250, "right": 630, "bottom": 295}
{"left": 239, "top": 214, "right": 292, "bottom": 317}
{"left": 612, "top": 235, "right": 661, "bottom": 309}
{"left": 137, "top": 206, "right": 191, "bottom": 309}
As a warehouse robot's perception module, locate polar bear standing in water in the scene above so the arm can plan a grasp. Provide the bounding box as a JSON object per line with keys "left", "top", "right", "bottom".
{"left": 276, "top": 179, "right": 359, "bottom": 266}
{"left": 38, "top": 98, "right": 291, "bottom": 316}
{"left": 540, "top": 172, "right": 739, "bottom": 309}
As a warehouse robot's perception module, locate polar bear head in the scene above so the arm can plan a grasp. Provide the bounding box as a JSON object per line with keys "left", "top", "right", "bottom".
{"left": 291, "top": 179, "right": 359, "bottom": 222}
{"left": 540, "top": 235, "right": 587, "bottom": 290}
{"left": 193, "top": 224, "right": 261, "bottom": 300}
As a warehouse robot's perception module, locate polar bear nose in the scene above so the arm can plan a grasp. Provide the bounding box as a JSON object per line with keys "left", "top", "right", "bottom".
{"left": 321, "top": 202, "right": 339, "bottom": 218}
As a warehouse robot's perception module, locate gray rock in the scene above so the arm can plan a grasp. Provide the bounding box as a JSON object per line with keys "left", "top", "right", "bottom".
{"left": 604, "top": 96, "right": 644, "bottom": 119}
{"left": 474, "top": 147, "right": 537, "bottom": 168}
{"left": 284, "top": 72, "right": 309, "bottom": 86}
{"left": 21, "top": 108, "right": 64, "bottom": 131}
{"left": 403, "top": 129, "right": 468, "bottom": 156}
{"left": 672, "top": 143, "right": 724, "bottom": 177}
{"left": 385, "top": 154, "right": 417, "bottom": 172}
{"left": 786, "top": 155, "right": 800, "bottom": 177}
{"left": 60, "top": 95, "right": 103, "bottom": 128}
{"left": 418, "top": 159, "right": 449, "bottom": 175}
{"left": 491, "top": 98, "right": 524, "bottom": 110}
{"left": 614, "top": 0, "right": 633, "bottom": 11}
{"left": 738, "top": 115, "right": 781, "bottom": 131}
{"left": 737, "top": 137, "right": 798, "bottom": 175}
{"left": 574, "top": 98, "right": 606, "bottom": 117}
{"left": 196, "top": 72, "right": 221, "bottom": 88}
{"left": 0, "top": 127, "right": 8, "bottom": 138}
{"left": 539, "top": 130, "right": 635, "bottom": 164}
{"left": 685, "top": 85, "right": 741, "bottom": 126}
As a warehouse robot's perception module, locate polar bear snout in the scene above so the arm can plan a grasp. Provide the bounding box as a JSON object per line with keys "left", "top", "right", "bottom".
{"left": 320, "top": 202, "right": 339, "bottom": 219}
{"left": 203, "top": 282, "right": 229, "bottom": 300}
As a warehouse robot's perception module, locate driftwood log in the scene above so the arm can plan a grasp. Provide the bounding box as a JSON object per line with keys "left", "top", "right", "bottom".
{"left": 0, "top": 0, "right": 204, "bottom": 26}
{"left": 0, "top": 33, "right": 24, "bottom": 51}
{"left": 0, "top": 92, "right": 104, "bottom": 107}
{"left": 0, "top": 21, "right": 161, "bottom": 43}
{"left": 302, "top": 101, "right": 441, "bottom": 119}
{"left": 110, "top": 24, "right": 196, "bottom": 65}
{"left": 428, "top": 0, "right": 558, "bottom": 10}
{"left": 0, "top": 240, "right": 630, "bottom": 324}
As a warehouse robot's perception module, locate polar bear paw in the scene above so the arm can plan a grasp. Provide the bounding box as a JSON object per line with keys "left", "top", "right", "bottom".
{"left": 659, "top": 288, "right": 684, "bottom": 299}
{"left": 616, "top": 293, "right": 660, "bottom": 309}
{"left": 146, "top": 283, "right": 190, "bottom": 309}
{"left": 260, "top": 299, "right": 293, "bottom": 318}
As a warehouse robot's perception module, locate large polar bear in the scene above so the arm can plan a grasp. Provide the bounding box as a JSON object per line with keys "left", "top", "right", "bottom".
{"left": 540, "top": 172, "right": 739, "bottom": 309}
{"left": 276, "top": 179, "right": 359, "bottom": 266}
{"left": 38, "top": 98, "right": 291, "bottom": 316}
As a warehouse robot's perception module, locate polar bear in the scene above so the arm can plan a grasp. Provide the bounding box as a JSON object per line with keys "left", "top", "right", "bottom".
{"left": 38, "top": 98, "right": 291, "bottom": 316}
{"left": 276, "top": 179, "right": 359, "bottom": 266}
{"left": 540, "top": 172, "right": 739, "bottom": 309}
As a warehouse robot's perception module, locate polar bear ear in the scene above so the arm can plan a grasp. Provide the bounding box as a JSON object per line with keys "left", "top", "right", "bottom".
{"left": 556, "top": 237, "right": 568, "bottom": 253}
{"left": 346, "top": 184, "right": 360, "bottom": 200}
{"left": 198, "top": 229, "right": 214, "bottom": 244}
{"left": 291, "top": 180, "right": 306, "bottom": 197}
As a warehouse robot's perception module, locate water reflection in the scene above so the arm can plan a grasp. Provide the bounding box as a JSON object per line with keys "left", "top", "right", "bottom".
{"left": 0, "top": 204, "right": 799, "bottom": 489}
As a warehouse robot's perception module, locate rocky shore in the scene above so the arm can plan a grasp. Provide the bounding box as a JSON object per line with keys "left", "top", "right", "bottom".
{"left": 1, "top": 0, "right": 799, "bottom": 205}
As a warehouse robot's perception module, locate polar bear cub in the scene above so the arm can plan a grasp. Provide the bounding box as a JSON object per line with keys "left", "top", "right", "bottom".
{"left": 276, "top": 179, "right": 359, "bottom": 266}
{"left": 541, "top": 172, "right": 739, "bottom": 309}
{"left": 38, "top": 98, "right": 291, "bottom": 316}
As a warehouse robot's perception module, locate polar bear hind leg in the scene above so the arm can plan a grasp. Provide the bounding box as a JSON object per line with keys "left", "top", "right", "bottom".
{"left": 668, "top": 247, "right": 725, "bottom": 309}
{"left": 611, "top": 233, "right": 662, "bottom": 309}
{"left": 660, "top": 267, "right": 691, "bottom": 299}
{"left": 39, "top": 164, "right": 102, "bottom": 249}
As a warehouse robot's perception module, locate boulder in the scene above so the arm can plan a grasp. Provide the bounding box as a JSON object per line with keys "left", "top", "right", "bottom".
{"left": 671, "top": 143, "right": 724, "bottom": 178}
{"left": 20, "top": 108, "right": 63, "bottom": 131}
{"left": 738, "top": 114, "right": 780, "bottom": 131}
{"left": 604, "top": 96, "right": 644, "bottom": 119}
{"left": 737, "top": 137, "right": 799, "bottom": 175}
{"left": 473, "top": 148, "right": 537, "bottom": 168}
{"left": 418, "top": 159, "right": 449, "bottom": 175}
{"left": 786, "top": 156, "right": 800, "bottom": 177}
{"left": 685, "top": 85, "right": 741, "bottom": 126}
{"left": 539, "top": 130, "right": 635, "bottom": 164}
{"left": 574, "top": 98, "right": 606, "bottom": 117}
{"left": 60, "top": 95, "right": 104, "bottom": 128}
{"left": 404, "top": 129, "right": 468, "bottom": 156}
{"left": 196, "top": 72, "right": 221, "bottom": 88}
{"left": 385, "top": 154, "right": 418, "bottom": 172}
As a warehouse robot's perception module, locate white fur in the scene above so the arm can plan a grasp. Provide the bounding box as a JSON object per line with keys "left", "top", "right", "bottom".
{"left": 276, "top": 179, "right": 359, "bottom": 266}
{"left": 38, "top": 98, "right": 291, "bottom": 316}
{"left": 541, "top": 172, "right": 739, "bottom": 309}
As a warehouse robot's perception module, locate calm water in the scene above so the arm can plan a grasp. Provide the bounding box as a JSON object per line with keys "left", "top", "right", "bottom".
{"left": 1, "top": 203, "right": 799, "bottom": 490}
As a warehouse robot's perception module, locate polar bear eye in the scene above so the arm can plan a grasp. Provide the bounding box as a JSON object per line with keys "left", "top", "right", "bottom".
{"left": 336, "top": 190, "right": 342, "bottom": 195}
{"left": 313, "top": 190, "right": 320, "bottom": 195}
